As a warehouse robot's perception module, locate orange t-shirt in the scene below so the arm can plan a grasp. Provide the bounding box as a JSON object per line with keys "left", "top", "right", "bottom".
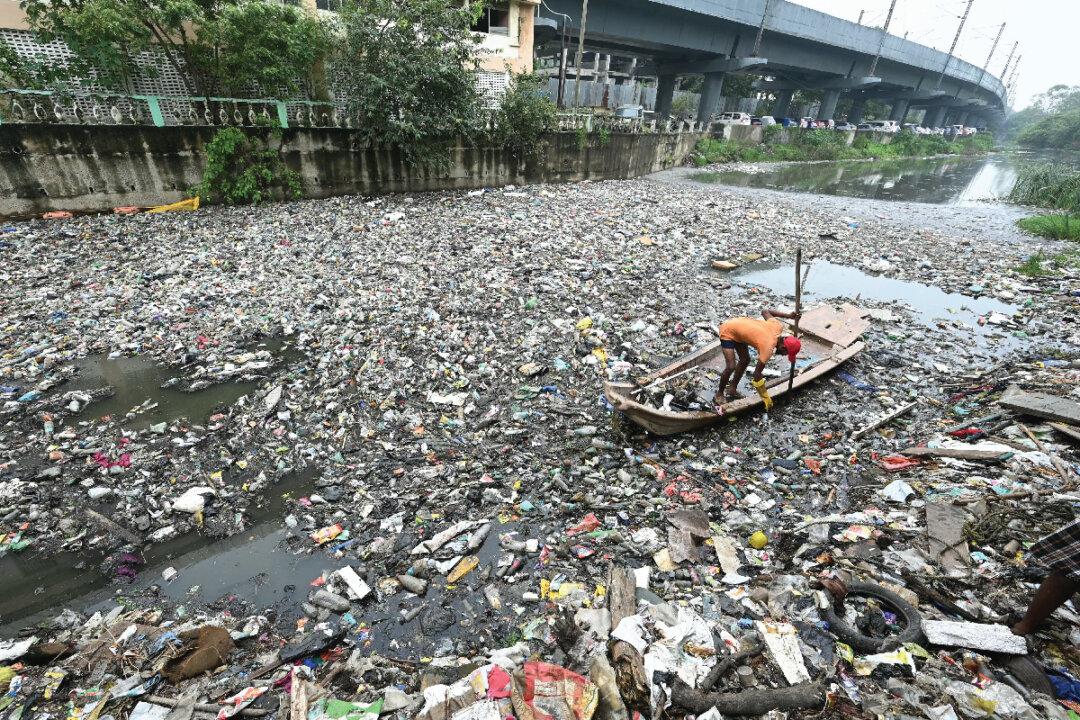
{"left": 719, "top": 317, "right": 783, "bottom": 362}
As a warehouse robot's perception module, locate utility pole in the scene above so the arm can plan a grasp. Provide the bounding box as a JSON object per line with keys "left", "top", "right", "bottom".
{"left": 936, "top": 0, "right": 973, "bottom": 89}
{"left": 557, "top": 18, "right": 568, "bottom": 107}
{"left": 751, "top": 0, "right": 774, "bottom": 57}
{"left": 572, "top": 0, "right": 589, "bottom": 109}
{"left": 1000, "top": 41, "right": 1018, "bottom": 79}
{"left": 867, "top": 0, "right": 898, "bottom": 77}
{"left": 1006, "top": 55, "right": 1021, "bottom": 90}
{"left": 856, "top": 9, "right": 864, "bottom": 25}
{"left": 976, "top": 22, "right": 1004, "bottom": 86}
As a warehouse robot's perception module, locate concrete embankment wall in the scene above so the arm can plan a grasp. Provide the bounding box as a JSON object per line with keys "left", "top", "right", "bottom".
{"left": 715, "top": 124, "right": 897, "bottom": 148}
{"left": 0, "top": 125, "right": 705, "bottom": 217}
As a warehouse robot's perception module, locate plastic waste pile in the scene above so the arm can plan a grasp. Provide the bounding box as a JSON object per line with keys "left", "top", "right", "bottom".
{"left": 0, "top": 177, "right": 1078, "bottom": 719}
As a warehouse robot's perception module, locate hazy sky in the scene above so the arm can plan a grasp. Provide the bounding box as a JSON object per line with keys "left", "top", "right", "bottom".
{"left": 790, "top": 0, "right": 1077, "bottom": 109}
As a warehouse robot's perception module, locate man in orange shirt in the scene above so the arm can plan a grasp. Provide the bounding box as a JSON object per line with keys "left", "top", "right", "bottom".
{"left": 714, "top": 308, "right": 801, "bottom": 408}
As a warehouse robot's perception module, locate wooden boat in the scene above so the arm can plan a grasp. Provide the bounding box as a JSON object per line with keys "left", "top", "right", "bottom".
{"left": 603, "top": 304, "right": 870, "bottom": 436}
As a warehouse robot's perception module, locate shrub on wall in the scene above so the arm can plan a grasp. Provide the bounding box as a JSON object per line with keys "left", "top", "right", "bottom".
{"left": 195, "top": 126, "right": 301, "bottom": 205}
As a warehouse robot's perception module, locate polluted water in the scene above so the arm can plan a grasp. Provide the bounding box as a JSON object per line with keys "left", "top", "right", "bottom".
{"left": 0, "top": 176, "right": 1077, "bottom": 720}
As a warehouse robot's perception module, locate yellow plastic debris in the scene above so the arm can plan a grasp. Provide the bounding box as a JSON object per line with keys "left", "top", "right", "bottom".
{"left": 447, "top": 555, "right": 479, "bottom": 583}
{"left": 749, "top": 531, "right": 769, "bottom": 549}
{"left": 147, "top": 196, "right": 200, "bottom": 213}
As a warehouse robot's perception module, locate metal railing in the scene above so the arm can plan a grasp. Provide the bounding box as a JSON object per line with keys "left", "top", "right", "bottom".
{"left": 0, "top": 89, "right": 347, "bottom": 129}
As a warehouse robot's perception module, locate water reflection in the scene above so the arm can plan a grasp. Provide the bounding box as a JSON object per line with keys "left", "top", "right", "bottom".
{"left": 691, "top": 154, "right": 1025, "bottom": 205}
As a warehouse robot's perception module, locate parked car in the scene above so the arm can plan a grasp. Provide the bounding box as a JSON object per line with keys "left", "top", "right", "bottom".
{"left": 614, "top": 105, "right": 643, "bottom": 119}
{"left": 759, "top": 115, "right": 777, "bottom": 126}
{"left": 716, "top": 112, "right": 752, "bottom": 126}
{"left": 750, "top": 116, "right": 762, "bottom": 126}
{"left": 774, "top": 117, "right": 797, "bottom": 127}
{"left": 834, "top": 122, "right": 856, "bottom": 131}
{"left": 860, "top": 120, "right": 900, "bottom": 133}
{"left": 902, "top": 123, "right": 919, "bottom": 133}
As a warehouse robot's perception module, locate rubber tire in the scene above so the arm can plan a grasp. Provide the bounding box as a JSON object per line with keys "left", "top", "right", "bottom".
{"left": 821, "top": 580, "right": 924, "bottom": 654}
{"left": 993, "top": 654, "right": 1055, "bottom": 698}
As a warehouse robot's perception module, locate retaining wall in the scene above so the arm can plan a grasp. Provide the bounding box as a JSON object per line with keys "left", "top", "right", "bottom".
{"left": 0, "top": 125, "right": 705, "bottom": 217}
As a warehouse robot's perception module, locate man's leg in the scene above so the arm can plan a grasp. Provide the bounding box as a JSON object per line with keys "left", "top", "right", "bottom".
{"left": 1012, "top": 572, "right": 1080, "bottom": 636}
{"left": 728, "top": 345, "right": 751, "bottom": 395}
{"left": 714, "top": 348, "right": 737, "bottom": 403}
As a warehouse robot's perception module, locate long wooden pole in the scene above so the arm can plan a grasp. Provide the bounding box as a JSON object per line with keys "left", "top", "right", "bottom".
{"left": 788, "top": 247, "right": 802, "bottom": 391}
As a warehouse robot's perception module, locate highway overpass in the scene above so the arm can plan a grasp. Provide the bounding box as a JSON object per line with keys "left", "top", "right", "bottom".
{"left": 536, "top": 0, "right": 1007, "bottom": 127}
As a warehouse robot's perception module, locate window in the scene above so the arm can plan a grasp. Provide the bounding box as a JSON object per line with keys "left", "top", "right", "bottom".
{"left": 472, "top": 2, "right": 511, "bottom": 36}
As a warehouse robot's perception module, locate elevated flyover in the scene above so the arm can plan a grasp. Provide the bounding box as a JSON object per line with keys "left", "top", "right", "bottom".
{"left": 538, "top": 0, "right": 1006, "bottom": 126}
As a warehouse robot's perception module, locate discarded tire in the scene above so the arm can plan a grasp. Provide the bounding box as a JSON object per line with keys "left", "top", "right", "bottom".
{"left": 821, "top": 581, "right": 923, "bottom": 654}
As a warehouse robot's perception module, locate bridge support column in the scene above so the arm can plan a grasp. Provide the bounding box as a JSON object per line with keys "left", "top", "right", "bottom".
{"left": 772, "top": 90, "right": 793, "bottom": 118}
{"left": 848, "top": 99, "right": 866, "bottom": 123}
{"left": 816, "top": 89, "right": 840, "bottom": 121}
{"left": 926, "top": 106, "right": 948, "bottom": 128}
{"left": 696, "top": 72, "right": 726, "bottom": 123}
{"left": 889, "top": 99, "right": 910, "bottom": 122}
{"left": 655, "top": 75, "right": 676, "bottom": 119}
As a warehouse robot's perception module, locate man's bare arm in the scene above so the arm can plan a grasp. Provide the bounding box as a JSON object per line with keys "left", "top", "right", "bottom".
{"left": 762, "top": 308, "right": 801, "bottom": 321}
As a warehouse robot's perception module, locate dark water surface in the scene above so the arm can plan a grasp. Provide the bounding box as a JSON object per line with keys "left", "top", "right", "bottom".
{"left": 690, "top": 151, "right": 1080, "bottom": 205}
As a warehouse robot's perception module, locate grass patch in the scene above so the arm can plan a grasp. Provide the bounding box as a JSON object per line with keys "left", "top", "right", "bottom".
{"left": 691, "top": 129, "right": 993, "bottom": 167}
{"left": 1008, "top": 164, "right": 1080, "bottom": 213}
{"left": 1017, "top": 214, "right": 1080, "bottom": 241}
{"left": 1014, "top": 249, "right": 1080, "bottom": 276}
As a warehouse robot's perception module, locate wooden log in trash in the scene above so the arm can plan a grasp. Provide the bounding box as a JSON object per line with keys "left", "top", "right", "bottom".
{"left": 851, "top": 400, "right": 918, "bottom": 440}
{"left": 999, "top": 385, "right": 1080, "bottom": 425}
{"left": 699, "top": 641, "right": 763, "bottom": 692}
{"left": 146, "top": 696, "right": 272, "bottom": 717}
{"left": 711, "top": 260, "right": 738, "bottom": 271}
{"left": 607, "top": 565, "right": 649, "bottom": 716}
{"left": 1018, "top": 423, "right": 1073, "bottom": 483}
{"left": 1049, "top": 422, "right": 1080, "bottom": 445}
{"left": 670, "top": 679, "right": 828, "bottom": 716}
{"left": 899, "top": 446, "right": 1011, "bottom": 462}
{"left": 84, "top": 507, "right": 142, "bottom": 545}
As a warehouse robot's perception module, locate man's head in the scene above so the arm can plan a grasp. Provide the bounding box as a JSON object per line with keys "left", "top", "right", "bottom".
{"left": 778, "top": 336, "right": 801, "bottom": 363}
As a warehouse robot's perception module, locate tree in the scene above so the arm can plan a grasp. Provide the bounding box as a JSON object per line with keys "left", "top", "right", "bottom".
{"left": 17, "top": 0, "right": 331, "bottom": 98}
{"left": 1006, "top": 85, "right": 1080, "bottom": 142}
{"left": 333, "top": 0, "right": 485, "bottom": 165}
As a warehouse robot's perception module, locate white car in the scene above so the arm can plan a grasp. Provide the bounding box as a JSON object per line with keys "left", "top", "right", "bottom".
{"left": 863, "top": 120, "right": 900, "bottom": 133}
{"left": 834, "top": 122, "right": 856, "bottom": 131}
{"left": 715, "top": 112, "right": 752, "bottom": 126}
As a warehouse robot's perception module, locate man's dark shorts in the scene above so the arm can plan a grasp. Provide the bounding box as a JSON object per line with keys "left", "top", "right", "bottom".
{"left": 721, "top": 339, "right": 738, "bottom": 349}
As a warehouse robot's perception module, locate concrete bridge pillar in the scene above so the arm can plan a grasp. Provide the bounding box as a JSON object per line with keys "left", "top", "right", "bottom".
{"left": 889, "top": 99, "right": 910, "bottom": 123}
{"left": 772, "top": 90, "right": 793, "bottom": 118}
{"left": 816, "top": 89, "right": 840, "bottom": 121}
{"left": 848, "top": 99, "right": 866, "bottom": 124}
{"left": 655, "top": 75, "right": 676, "bottom": 118}
{"left": 696, "top": 72, "right": 726, "bottom": 123}
{"left": 925, "top": 106, "right": 948, "bottom": 128}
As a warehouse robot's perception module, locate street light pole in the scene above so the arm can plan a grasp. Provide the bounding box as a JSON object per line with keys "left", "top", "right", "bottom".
{"left": 936, "top": 0, "right": 973, "bottom": 89}
{"left": 571, "top": 0, "right": 589, "bottom": 109}
{"left": 976, "top": 22, "right": 1004, "bottom": 86}
{"left": 867, "top": 0, "right": 898, "bottom": 77}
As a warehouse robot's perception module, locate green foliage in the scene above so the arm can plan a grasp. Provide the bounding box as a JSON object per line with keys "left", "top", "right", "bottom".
{"left": 1005, "top": 84, "right": 1080, "bottom": 141}
{"left": 334, "top": 0, "right": 483, "bottom": 167}
{"left": 0, "top": 38, "right": 64, "bottom": 89}
{"left": 18, "top": 0, "right": 330, "bottom": 97}
{"left": 574, "top": 125, "right": 588, "bottom": 149}
{"left": 1017, "top": 214, "right": 1080, "bottom": 241}
{"left": 493, "top": 72, "right": 556, "bottom": 161}
{"left": 195, "top": 126, "right": 301, "bottom": 205}
{"left": 692, "top": 128, "right": 994, "bottom": 166}
{"left": 1015, "top": 109, "right": 1080, "bottom": 150}
{"left": 671, "top": 93, "right": 697, "bottom": 117}
{"left": 598, "top": 126, "right": 611, "bottom": 147}
{"left": 1009, "top": 164, "right": 1080, "bottom": 212}
{"left": 1015, "top": 249, "right": 1080, "bottom": 276}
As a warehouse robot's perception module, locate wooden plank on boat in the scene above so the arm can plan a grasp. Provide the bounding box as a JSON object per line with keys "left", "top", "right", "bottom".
{"left": 792, "top": 303, "right": 870, "bottom": 347}
{"left": 999, "top": 385, "right": 1080, "bottom": 425}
